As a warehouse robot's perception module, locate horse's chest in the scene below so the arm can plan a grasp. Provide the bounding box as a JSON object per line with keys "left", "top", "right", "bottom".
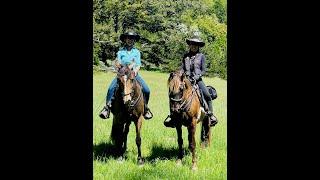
{"left": 180, "top": 113, "right": 192, "bottom": 126}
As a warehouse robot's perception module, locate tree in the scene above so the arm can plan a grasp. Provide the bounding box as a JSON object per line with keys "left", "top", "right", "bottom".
{"left": 93, "top": 0, "right": 228, "bottom": 79}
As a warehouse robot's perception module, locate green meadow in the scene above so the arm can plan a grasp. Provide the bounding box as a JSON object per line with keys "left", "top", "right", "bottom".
{"left": 93, "top": 70, "right": 227, "bottom": 180}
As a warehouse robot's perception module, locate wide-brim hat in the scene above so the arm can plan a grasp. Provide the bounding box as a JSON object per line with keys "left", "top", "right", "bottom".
{"left": 120, "top": 31, "right": 140, "bottom": 42}
{"left": 186, "top": 36, "right": 205, "bottom": 47}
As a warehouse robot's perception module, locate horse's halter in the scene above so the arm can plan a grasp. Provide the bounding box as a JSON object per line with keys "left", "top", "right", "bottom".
{"left": 169, "top": 72, "right": 197, "bottom": 113}
{"left": 170, "top": 82, "right": 185, "bottom": 102}
{"left": 169, "top": 73, "right": 187, "bottom": 112}
{"left": 117, "top": 70, "right": 142, "bottom": 112}
{"left": 118, "top": 73, "right": 133, "bottom": 102}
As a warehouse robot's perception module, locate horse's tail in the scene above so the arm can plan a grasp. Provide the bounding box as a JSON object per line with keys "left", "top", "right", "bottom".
{"left": 110, "top": 117, "right": 125, "bottom": 145}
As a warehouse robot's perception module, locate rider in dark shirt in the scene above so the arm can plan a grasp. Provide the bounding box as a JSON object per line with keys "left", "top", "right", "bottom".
{"left": 164, "top": 35, "right": 218, "bottom": 128}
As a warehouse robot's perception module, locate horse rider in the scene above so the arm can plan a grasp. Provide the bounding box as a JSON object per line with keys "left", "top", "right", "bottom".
{"left": 99, "top": 31, "right": 153, "bottom": 120}
{"left": 164, "top": 35, "right": 218, "bottom": 127}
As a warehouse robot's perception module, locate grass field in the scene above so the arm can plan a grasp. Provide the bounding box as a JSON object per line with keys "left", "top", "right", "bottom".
{"left": 93, "top": 70, "right": 227, "bottom": 180}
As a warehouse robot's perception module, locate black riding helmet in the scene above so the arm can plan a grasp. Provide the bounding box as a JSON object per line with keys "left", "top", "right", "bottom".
{"left": 120, "top": 31, "right": 140, "bottom": 42}
{"left": 186, "top": 36, "right": 205, "bottom": 47}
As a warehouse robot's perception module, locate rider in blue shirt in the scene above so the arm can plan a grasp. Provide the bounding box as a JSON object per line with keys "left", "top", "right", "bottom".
{"left": 99, "top": 31, "right": 153, "bottom": 120}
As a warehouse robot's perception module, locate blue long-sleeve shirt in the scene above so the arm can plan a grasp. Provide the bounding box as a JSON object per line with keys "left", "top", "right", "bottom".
{"left": 117, "top": 47, "right": 141, "bottom": 69}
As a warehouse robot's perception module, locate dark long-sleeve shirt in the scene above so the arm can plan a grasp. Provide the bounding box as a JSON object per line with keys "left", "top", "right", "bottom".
{"left": 181, "top": 52, "right": 206, "bottom": 79}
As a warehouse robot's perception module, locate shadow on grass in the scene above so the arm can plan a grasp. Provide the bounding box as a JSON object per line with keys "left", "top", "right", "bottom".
{"left": 146, "top": 144, "right": 190, "bottom": 163}
{"left": 93, "top": 141, "right": 120, "bottom": 161}
{"left": 94, "top": 142, "right": 192, "bottom": 164}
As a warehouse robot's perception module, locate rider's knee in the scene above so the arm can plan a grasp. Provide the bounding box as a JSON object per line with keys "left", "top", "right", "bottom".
{"left": 143, "top": 86, "right": 150, "bottom": 95}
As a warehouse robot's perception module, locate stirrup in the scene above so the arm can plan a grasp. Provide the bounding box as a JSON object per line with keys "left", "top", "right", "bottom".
{"left": 144, "top": 107, "right": 153, "bottom": 120}
{"left": 209, "top": 114, "right": 218, "bottom": 127}
{"left": 99, "top": 106, "right": 110, "bottom": 119}
{"left": 163, "top": 115, "right": 176, "bottom": 128}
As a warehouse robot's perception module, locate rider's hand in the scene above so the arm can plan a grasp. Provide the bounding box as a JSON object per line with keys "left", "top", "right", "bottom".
{"left": 189, "top": 76, "right": 195, "bottom": 83}
{"left": 194, "top": 74, "right": 201, "bottom": 81}
{"left": 133, "top": 69, "right": 138, "bottom": 76}
{"left": 185, "top": 71, "right": 191, "bottom": 76}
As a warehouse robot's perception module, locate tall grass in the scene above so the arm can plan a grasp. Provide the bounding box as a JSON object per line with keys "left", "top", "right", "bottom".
{"left": 93, "top": 70, "right": 227, "bottom": 179}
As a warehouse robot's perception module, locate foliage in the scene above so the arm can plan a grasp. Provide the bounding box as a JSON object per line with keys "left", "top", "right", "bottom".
{"left": 93, "top": 0, "right": 227, "bottom": 79}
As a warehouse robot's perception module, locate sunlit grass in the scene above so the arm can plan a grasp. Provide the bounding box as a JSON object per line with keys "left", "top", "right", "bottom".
{"left": 93, "top": 70, "right": 227, "bottom": 179}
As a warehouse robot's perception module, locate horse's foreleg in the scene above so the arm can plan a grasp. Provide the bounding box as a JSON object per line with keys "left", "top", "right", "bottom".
{"left": 188, "top": 118, "right": 197, "bottom": 170}
{"left": 135, "top": 116, "right": 143, "bottom": 165}
{"left": 176, "top": 125, "right": 183, "bottom": 165}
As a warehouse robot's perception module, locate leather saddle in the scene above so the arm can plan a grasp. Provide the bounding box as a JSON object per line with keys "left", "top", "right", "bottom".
{"left": 194, "top": 85, "right": 218, "bottom": 111}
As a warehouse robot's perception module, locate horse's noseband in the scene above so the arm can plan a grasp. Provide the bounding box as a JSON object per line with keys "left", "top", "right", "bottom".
{"left": 122, "top": 91, "right": 134, "bottom": 97}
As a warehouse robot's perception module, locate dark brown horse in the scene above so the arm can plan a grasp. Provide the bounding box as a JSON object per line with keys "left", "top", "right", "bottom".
{"left": 167, "top": 70, "right": 212, "bottom": 170}
{"left": 110, "top": 63, "right": 145, "bottom": 165}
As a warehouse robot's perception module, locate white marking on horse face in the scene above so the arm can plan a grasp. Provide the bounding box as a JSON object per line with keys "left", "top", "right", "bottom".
{"left": 123, "top": 75, "right": 132, "bottom": 103}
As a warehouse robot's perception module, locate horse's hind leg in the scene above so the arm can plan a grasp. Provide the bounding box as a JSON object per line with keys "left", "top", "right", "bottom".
{"left": 188, "top": 119, "right": 197, "bottom": 170}
{"left": 135, "top": 116, "right": 143, "bottom": 165}
{"left": 176, "top": 125, "right": 183, "bottom": 165}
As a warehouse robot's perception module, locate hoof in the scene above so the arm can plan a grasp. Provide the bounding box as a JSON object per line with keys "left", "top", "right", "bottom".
{"left": 201, "top": 141, "right": 209, "bottom": 149}
{"left": 117, "top": 156, "right": 124, "bottom": 163}
{"left": 137, "top": 158, "right": 144, "bottom": 166}
{"left": 176, "top": 159, "right": 182, "bottom": 166}
{"left": 191, "top": 164, "right": 197, "bottom": 171}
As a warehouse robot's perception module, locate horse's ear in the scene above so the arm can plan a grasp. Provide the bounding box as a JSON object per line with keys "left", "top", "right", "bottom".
{"left": 181, "top": 73, "right": 185, "bottom": 81}
{"left": 169, "top": 72, "right": 174, "bottom": 78}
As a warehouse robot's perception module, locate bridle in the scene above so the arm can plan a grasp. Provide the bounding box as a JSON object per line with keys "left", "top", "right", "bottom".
{"left": 169, "top": 75, "right": 196, "bottom": 113}
{"left": 170, "top": 83, "right": 185, "bottom": 102}
{"left": 119, "top": 76, "right": 143, "bottom": 113}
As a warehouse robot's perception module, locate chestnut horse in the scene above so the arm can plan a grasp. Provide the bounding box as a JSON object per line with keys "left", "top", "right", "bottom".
{"left": 167, "top": 70, "right": 212, "bottom": 170}
{"left": 110, "top": 64, "right": 145, "bottom": 165}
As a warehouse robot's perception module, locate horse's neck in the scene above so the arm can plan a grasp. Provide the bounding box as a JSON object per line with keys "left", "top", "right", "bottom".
{"left": 132, "top": 79, "right": 142, "bottom": 98}
{"left": 182, "top": 83, "right": 193, "bottom": 99}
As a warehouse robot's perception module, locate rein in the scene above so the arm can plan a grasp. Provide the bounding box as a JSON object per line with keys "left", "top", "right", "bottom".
{"left": 180, "top": 87, "right": 196, "bottom": 111}
{"left": 129, "top": 86, "right": 142, "bottom": 108}
{"left": 127, "top": 79, "right": 143, "bottom": 113}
